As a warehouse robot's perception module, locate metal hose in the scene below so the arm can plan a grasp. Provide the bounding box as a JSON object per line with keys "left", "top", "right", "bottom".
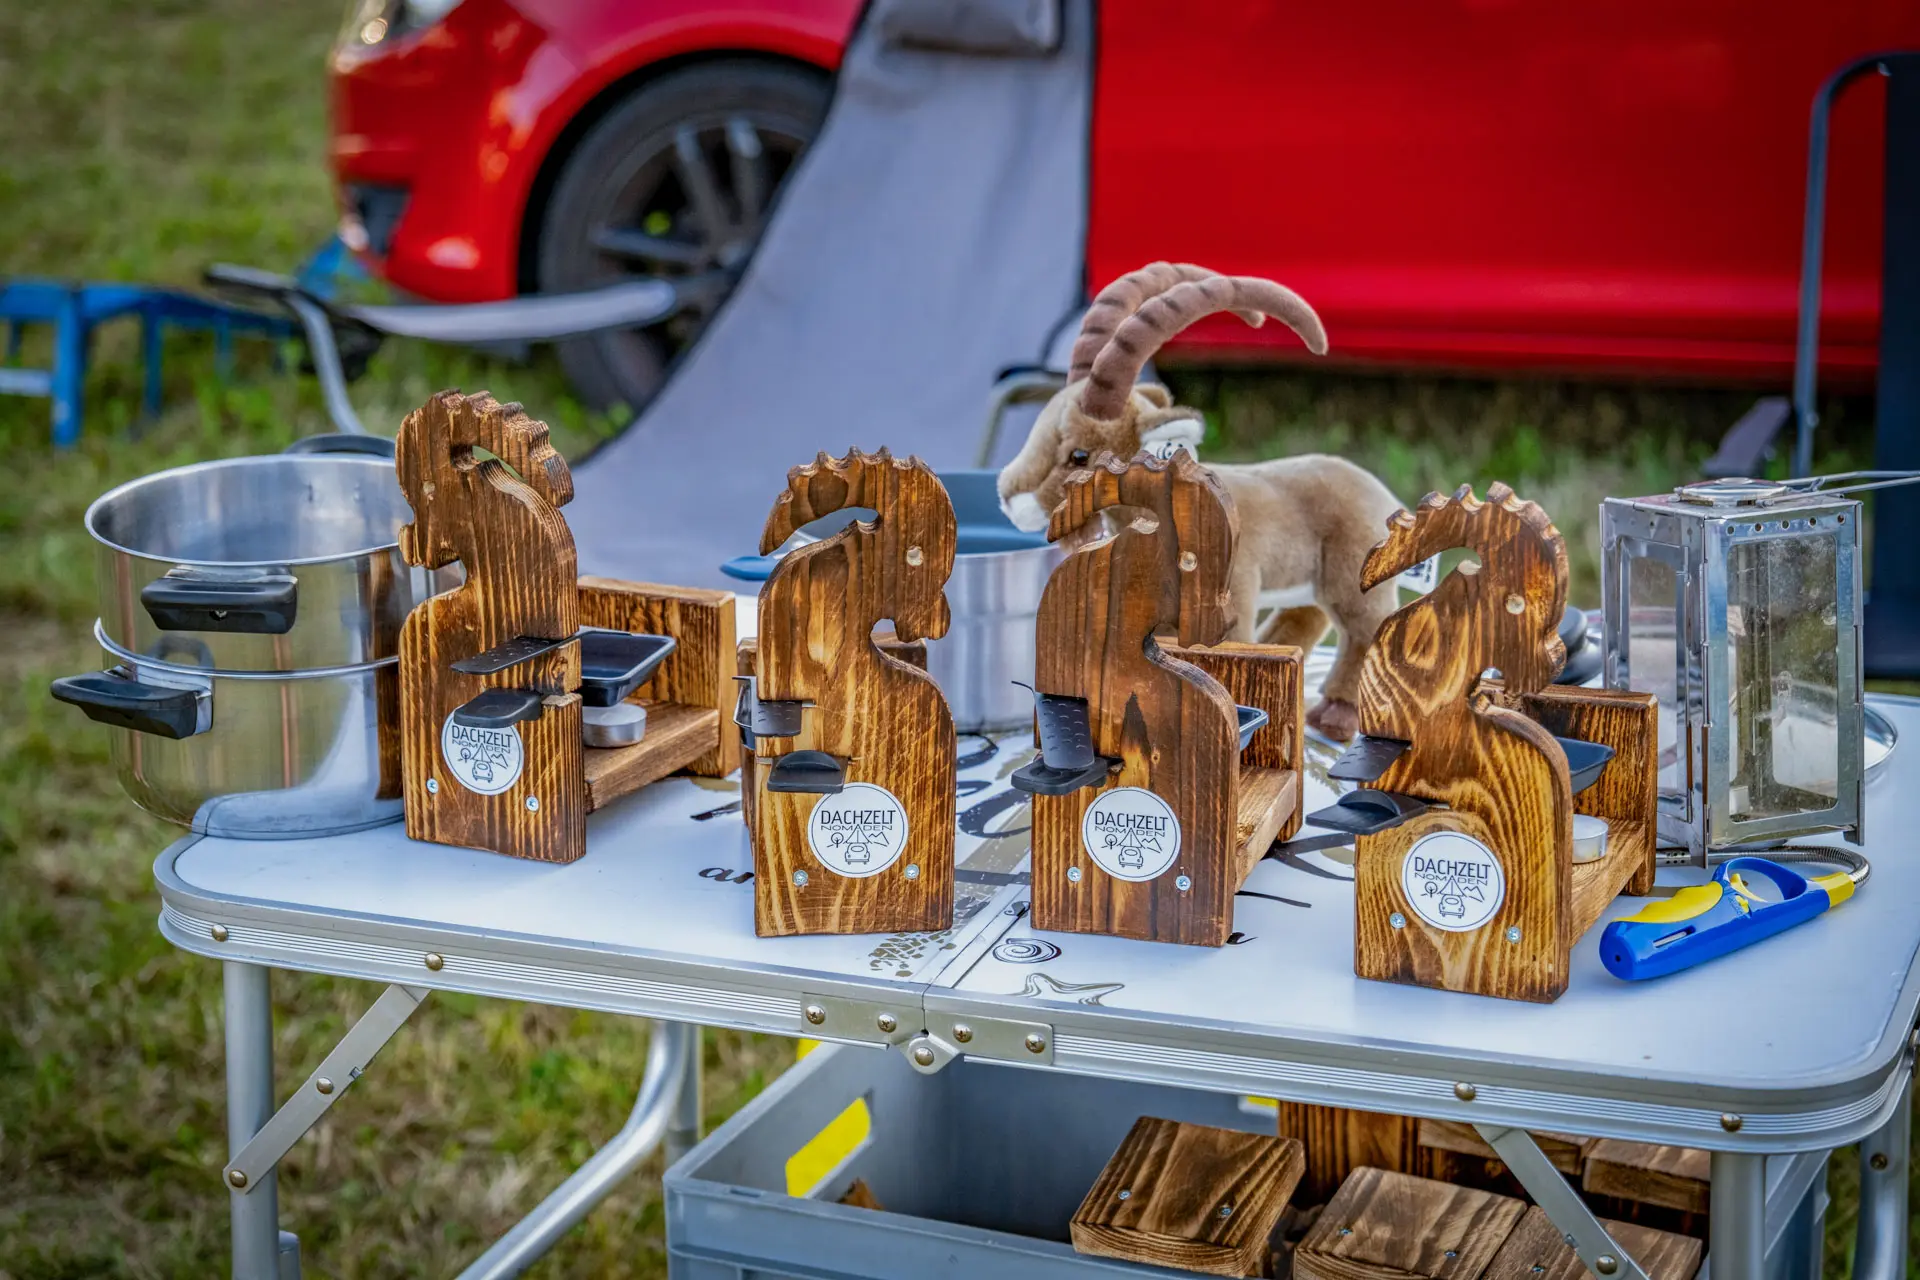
{"left": 1706, "top": 842, "right": 1871, "bottom": 886}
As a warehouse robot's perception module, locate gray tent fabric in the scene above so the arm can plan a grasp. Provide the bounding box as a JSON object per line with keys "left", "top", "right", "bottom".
{"left": 568, "top": 0, "right": 1092, "bottom": 588}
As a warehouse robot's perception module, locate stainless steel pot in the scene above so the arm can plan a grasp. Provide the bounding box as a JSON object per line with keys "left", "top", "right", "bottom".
{"left": 86, "top": 452, "right": 444, "bottom": 672}
{"left": 55, "top": 622, "right": 399, "bottom": 839}
{"left": 723, "top": 469, "right": 1059, "bottom": 732}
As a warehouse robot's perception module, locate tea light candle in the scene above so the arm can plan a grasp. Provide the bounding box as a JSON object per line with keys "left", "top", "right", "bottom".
{"left": 1571, "top": 814, "right": 1609, "bottom": 863}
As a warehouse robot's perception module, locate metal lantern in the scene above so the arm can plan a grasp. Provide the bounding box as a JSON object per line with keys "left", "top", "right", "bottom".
{"left": 1601, "top": 477, "right": 1863, "bottom": 862}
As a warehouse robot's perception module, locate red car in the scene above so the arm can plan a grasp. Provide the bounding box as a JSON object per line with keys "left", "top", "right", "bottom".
{"left": 330, "top": 1, "right": 1914, "bottom": 411}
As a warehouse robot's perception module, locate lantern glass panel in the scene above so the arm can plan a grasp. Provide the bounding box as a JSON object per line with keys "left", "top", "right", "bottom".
{"left": 1722, "top": 531, "right": 1841, "bottom": 822}
{"left": 1624, "top": 551, "right": 1683, "bottom": 798}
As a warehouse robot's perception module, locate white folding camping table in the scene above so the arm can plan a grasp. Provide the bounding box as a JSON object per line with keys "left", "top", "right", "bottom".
{"left": 154, "top": 689, "right": 1920, "bottom": 1280}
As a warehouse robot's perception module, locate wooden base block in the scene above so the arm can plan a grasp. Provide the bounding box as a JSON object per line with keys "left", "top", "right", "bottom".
{"left": 1071, "top": 1117, "right": 1305, "bottom": 1278}
{"left": 1235, "top": 767, "right": 1298, "bottom": 878}
{"left": 1484, "top": 1205, "right": 1702, "bottom": 1280}
{"left": 1277, "top": 1105, "right": 1423, "bottom": 1204}
{"left": 1417, "top": 1120, "right": 1586, "bottom": 1176}
{"left": 1581, "top": 1140, "right": 1711, "bottom": 1216}
{"left": 1293, "top": 1167, "right": 1525, "bottom": 1280}
{"left": 583, "top": 702, "right": 724, "bottom": 812}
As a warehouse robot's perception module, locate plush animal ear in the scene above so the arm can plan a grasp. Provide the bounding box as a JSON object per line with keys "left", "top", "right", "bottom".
{"left": 1139, "top": 415, "right": 1204, "bottom": 461}
{"left": 1135, "top": 383, "right": 1174, "bottom": 408}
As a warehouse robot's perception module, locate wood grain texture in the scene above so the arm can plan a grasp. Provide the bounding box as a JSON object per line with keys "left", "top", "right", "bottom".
{"left": 397, "top": 390, "right": 586, "bottom": 863}
{"left": 1353, "top": 483, "right": 1590, "bottom": 1002}
{"left": 1030, "top": 453, "right": 1299, "bottom": 947}
{"left": 1276, "top": 1105, "right": 1423, "bottom": 1204}
{"left": 578, "top": 577, "right": 737, "bottom": 778}
{"left": 1294, "top": 1166, "right": 1525, "bottom": 1280}
{"left": 1515, "top": 684, "right": 1660, "bottom": 901}
{"left": 582, "top": 703, "right": 723, "bottom": 811}
{"left": 750, "top": 450, "right": 957, "bottom": 935}
{"left": 1072, "top": 1117, "right": 1304, "bottom": 1278}
{"left": 1581, "top": 1140, "right": 1711, "bottom": 1215}
{"left": 1171, "top": 640, "right": 1307, "bottom": 841}
{"left": 1416, "top": 1120, "right": 1585, "bottom": 1176}
{"left": 1484, "top": 1205, "right": 1702, "bottom": 1280}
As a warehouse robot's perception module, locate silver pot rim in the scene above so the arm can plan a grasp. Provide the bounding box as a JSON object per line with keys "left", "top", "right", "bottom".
{"left": 93, "top": 620, "right": 399, "bottom": 680}
{"left": 85, "top": 454, "right": 404, "bottom": 569}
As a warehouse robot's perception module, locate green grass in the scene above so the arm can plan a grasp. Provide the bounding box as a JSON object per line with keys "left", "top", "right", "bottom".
{"left": 0, "top": 0, "right": 1907, "bottom": 1276}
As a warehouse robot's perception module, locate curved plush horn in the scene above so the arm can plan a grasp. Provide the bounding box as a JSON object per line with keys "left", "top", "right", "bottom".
{"left": 1067, "top": 263, "right": 1260, "bottom": 382}
{"left": 1080, "top": 276, "right": 1328, "bottom": 421}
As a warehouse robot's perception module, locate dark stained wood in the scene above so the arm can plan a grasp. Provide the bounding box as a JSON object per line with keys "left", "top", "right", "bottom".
{"left": 838, "top": 1178, "right": 884, "bottom": 1211}
{"left": 397, "top": 390, "right": 587, "bottom": 863}
{"left": 1416, "top": 1120, "right": 1586, "bottom": 1177}
{"left": 750, "top": 450, "right": 958, "bottom": 935}
{"left": 1171, "top": 640, "right": 1306, "bottom": 841}
{"left": 1030, "top": 453, "right": 1302, "bottom": 947}
{"left": 578, "top": 577, "right": 738, "bottom": 778}
{"left": 397, "top": 392, "right": 736, "bottom": 863}
{"left": 1071, "top": 1117, "right": 1305, "bottom": 1278}
{"left": 1275, "top": 1105, "right": 1423, "bottom": 1204}
{"left": 1581, "top": 1140, "right": 1712, "bottom": 1216}
{"left": 1484, "top": 1205, "right": 1703, "bottom": 1280}
{"left": 1351, "top": 483, "right": 1655, "bottom": 1003}
{"left": 1293, "top": 1166, "right": 1525, "bottom": 1280}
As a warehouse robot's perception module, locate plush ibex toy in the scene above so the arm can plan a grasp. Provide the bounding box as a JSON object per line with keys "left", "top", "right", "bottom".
{"left": 996, "top": 262, "right": 1405, "bottom": 741}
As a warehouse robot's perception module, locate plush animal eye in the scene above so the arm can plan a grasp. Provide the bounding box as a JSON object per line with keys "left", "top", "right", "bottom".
{"left": 1069, "top": 449, "right": 1091, "bottom": 467}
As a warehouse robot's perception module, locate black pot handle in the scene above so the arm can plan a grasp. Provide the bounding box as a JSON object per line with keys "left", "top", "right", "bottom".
{"left": 283, "top": 433, "right": 396, "bottom": 458}
{"left": 141, "top": 571, "right": 298, "bottom": 635}
{"left": 51, "top": 669, "right": 209, "bottom": 739}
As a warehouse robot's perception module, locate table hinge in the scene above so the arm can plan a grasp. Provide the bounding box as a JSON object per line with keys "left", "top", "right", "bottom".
{"left": 797, "top": 992, "right": 919, "bottom": 1047}
{"left": 921, "top": 1008, "right": 1055, "bottom": 1067}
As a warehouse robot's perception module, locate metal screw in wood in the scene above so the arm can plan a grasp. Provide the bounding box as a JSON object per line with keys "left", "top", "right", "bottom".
{"left": 1217, "top": 1204, "right": 1233, "bottom": 1218}
{"left": 1506, "top": 925, "right": 1522, "bottom": 942}
{"left": 1067, "top": 867, "right": 1082, "bottom": 883}
{"left": 426, "top": 778, "right": 438, "bottom": 794}
{"left": 904, "top": 863, "right": 920, "bottom": 880}
{"left": 210, "top": 924, "right": 228, "bottom": 942}
{"left": 1390, "top": 912, "right": 1406, "bottom": 929}
{"left": 1506, "top": 593, "right": 1526, "bottom": 614}
{"left": 1454, "top": 1081, "right": 1477, "bottom": 1101}
{"left": 804, "top": 1005, "right": 826, "bottom": 1026}
{"left": 1179, "top": 551, "right": 1197, "bottom": 572}
{"left": 1117, "top": 1189, "right": 1131, "bottom": 1200}
{"left": 424, "top": 953, "right": 444, "bottom": 972}
{"left": 1175, "top": 875, "right": 1192, "bottom": 891}
{"left": 906, "top": 546, "right": 923, "bottom": 566}
{"left": 525, "top": 796, "right": 540, "bottom": 812}
{"left": 793, "top": 870, "right": 809, "bottom": 886}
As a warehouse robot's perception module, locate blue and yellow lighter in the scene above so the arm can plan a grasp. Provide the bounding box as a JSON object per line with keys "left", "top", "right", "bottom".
{"left": 1599, "top": 856, "right": 1856, "bottom": 981}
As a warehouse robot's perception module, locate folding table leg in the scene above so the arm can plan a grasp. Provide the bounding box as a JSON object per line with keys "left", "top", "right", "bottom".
{"left": 667, "top": 1025, "right": 703, "bottom": 1165}
{"left": 1474, "top": 1123, "right": 1651, "bottom": 1280}
{"left": 224, "top": 962, "right": 282, "bottom": 1280}
{"left": 458, "top": 1020, "right": 694, "bottom": 1280}
{"left": 1709, "top": 1149, "right": 1768, "bottom": 1277}
{"left": 1850, "top": 1081, "right": 1912, "bottom": 1280}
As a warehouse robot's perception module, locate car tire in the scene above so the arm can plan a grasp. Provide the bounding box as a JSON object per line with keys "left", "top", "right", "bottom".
{"left": 535, "top": 59, "right": 832, "bottom": 414}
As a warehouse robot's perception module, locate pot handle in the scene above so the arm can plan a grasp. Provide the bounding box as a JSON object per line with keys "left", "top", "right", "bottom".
{"left": 141, "top": 569, "right": 298, "bottom": 635}
{"left": 51, "top": 668, "right": 210, "bottom": 739}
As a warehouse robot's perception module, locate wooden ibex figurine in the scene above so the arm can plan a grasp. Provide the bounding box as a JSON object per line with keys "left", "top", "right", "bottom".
{"left": 1022, "top": 451, "right": 1304, "bottom": 947}
{"left": 744, "top": 449, "right": 958, "bottom": 936}
{"left": 1330, "top": 483, "right": 1657, "bottom": 1001}
{"left": 398, "top": 390, "right": 737, "bottom": 864}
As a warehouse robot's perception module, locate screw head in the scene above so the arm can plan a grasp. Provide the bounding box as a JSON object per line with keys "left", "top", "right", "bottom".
{"left": 525, "top": 795, "right": 540, "bottom": 812}
{"left": 1338, "top": 1227, "right": 1352, "bottom": 1236}
{"left": 1532, "top": 1267, "right": 1546, "bottom": 1275}
{"left": 424, "top": 953, "right": 445, "bottom": 972}
{"left": 804, "top": 1004, "right": 827, "bottom": 1026}
{"left": 1217, "top": 1203, "right": 1233, "bottom": 1218}
{"left": 1506, "top": 593, "right": 1526, "bottom": 614}
{"left": 1179, "top": 551, "right": 1198, "bottom": 572}
{"left": 1871, "top": 1152, "right": 1890, "bottom": 1171}
{"left": 904, "top": 863, "right": 920, "bottom": 881}
{"left": 877, "top": 1013, "right": 898, "bottom": 1034}
{"left": 227, "top": 1169, "right": 248, "bottom": 1188}
{"left": 1175, "top": 874, "right": 1192, "bottom": 892}
{"left": 912, "top": 1045, "right": 935, "bottom": 1067}
{"left": 1024, "top": 1032, "right": 1047, "bottom": 1054}
{"left": 1067, "top": 866, "right": 1082, "bottom": 883}
{"left": 952, "top": 1023, "right": 973, "bottom": 1044}
{"left": 1505, "top": 925, "right": 1522, "bottom": 943}
{"left": 1118, "top": 1189, "right": 1131, "bottom": 1201}
{"left": 906, "top": 545, "right": 924, "bottom": 566}
{"left": 316, "top": 1077, "right": 334, "bottom": 1095}
{"left": 1444, "top": 1250, "right": 1458, "bottom": 1259}
{"left": 1454, "top": 1081, "right": 1477, "bottom": 1102}
{"left": 793, "top": 870, "right": 809, "bottom": 887}
{"left": 1390, "top": 912, "right": 1407, "bottom": 929}
{"left": 1720, "top": 1112, "right": 1743, "bottom": 1132}
{"left": 210, "top": 924, "right": 229, "bottom": 943}
{"left": 1595, "top": 1256, "right": 1619, "bottom": 1275}
{"left": 426, "top": 777, "right": 439, "bottom": 794}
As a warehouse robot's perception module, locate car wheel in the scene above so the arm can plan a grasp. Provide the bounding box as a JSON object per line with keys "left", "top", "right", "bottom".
{"left": 535, "top": 59, "right": 832, "bottom": 414}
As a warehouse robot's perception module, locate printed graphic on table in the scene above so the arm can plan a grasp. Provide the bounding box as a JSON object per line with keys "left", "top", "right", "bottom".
{"left": 806, "top": 783, "right": 909, "bottom": 878}
{"left": 1081, "top": 787, "right": 1182, "bottom": 882}
{"left": 441, "top": 713, "right": 525, "bottom": 795}
{"left": 1401, "top": 830, "right": 1506, "bottom": 932}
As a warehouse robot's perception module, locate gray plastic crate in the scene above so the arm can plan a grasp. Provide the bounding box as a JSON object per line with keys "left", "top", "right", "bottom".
{"left": 664, "top": 1043, "right": 1276, "bottom": 1279}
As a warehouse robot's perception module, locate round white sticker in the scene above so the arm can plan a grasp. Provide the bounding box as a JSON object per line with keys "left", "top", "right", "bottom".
{"left": 1081, "top": 787, "right": 1182, "bottom": 882}
{"left": 441, "top": 713, "right": 525, "bottom": 796}
{"left": 1401, "top": 831, "right": 1506, "bottom": 932}
{"left": 806, "top": 783, "right": 909, "bottom": 878}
